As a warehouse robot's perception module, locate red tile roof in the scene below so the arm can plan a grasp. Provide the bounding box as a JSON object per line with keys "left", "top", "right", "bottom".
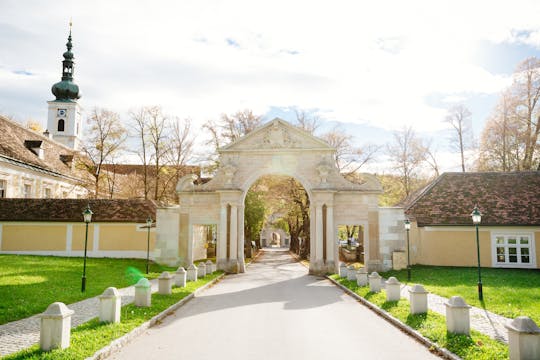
{"left": 404, "top": 172, "right": 540, "bottom": 226}
{"left": 0, "top": 199, "right": 157, "bottom": 222}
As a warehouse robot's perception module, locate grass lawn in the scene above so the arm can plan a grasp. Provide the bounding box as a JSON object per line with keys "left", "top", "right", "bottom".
{"left": 4, "top": 272, "right": 223, "bottom": 360}
{"left": 0, "top": 255, "right": 177, "bottom": 325}
{"left": 331, "top": 276, "right": 509, "bottom": 360}
{"left": 381, "top": 265, "right": 540, "bottom": 324}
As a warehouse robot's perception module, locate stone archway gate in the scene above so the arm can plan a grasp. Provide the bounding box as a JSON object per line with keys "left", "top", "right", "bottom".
{"left": 155, "top": 118, "right": 382, "bottom": 275}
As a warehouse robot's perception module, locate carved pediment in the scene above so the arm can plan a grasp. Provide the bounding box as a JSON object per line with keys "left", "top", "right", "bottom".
{"left": 219, "top": 118, "right": 334, "bottom": 152}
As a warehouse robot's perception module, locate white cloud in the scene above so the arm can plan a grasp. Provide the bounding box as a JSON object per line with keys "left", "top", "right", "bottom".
{"left": 0, "top": 0, "right": 538, "bottom": 137}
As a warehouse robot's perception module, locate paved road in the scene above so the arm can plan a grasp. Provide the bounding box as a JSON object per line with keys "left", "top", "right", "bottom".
{"left": 110, "top": 250, "right": 440, "bottom": 360}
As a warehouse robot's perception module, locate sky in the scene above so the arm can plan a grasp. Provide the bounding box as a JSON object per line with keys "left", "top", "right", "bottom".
{"left": 2, "top": 0, "right": 540, "bottom": 172}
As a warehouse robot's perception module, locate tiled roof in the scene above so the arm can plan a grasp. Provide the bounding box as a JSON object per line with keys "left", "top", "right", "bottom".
{"left": 0, "top": 115, "right": 86, "bottom": 181}
{"left": 0, "top": 199, "right": 157, "bottom": 222}
{"left": 404, "top": 172, "right": 540, "bottom": 226}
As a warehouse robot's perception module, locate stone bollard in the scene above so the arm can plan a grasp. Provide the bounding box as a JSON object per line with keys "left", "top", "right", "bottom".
{"left": 186, "top": 264, "right": 198, "bottom": 281}
{"left": 445, "top": 296, "right": 471, "bottom": 335}
{"left": 158, "top": 271, "right": 173, "bottom": 295}
{"left": 339, "top": 262, "right": 347, "bottom": 278}
{"left": 174, "top": 267, "right": 187, "bottom": 287}
{"left": 197, "top": 262, "right": 207, "bottom": 278}
{"left": 347, "top": 265, "right": 356, "bottom": 281}
{"left": 368, "top": 272, "right": 382, "bottom": 293}
{"left": 385, "top": 277, "right": 401, "bottom": 302}
{"left": 206, "top": 260, "right": 214, "bottom": 273}
{"left": 99, "top": 287, "right": 121, "bottom": 323}
{"left": 505, "top": 316, "right": 540, "bottom": 360}
{"left": 39, "top": 302, "right": 74, "bottom": 351}
{"left": 134, "top": 278, "right": 151, "bottom": 307}
{"left": 408, "top": 284, "right": 428, "bottom": 314}
{"left": 356, "top": 267, "right": 368, "bottom": 287}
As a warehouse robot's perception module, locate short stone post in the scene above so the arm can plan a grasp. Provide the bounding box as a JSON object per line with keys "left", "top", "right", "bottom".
{"left": 445, "top": 296, "right": 471, "bottom": 335}
{"left": 158, "top": 271, "right": 173, "bottom": 295}
{"left": 505, "top": 316, "right": 540, "bottom": 360}
{"left": 134, "top": 278, "right": 151, "bottom": 307}
{"left": 206, "top": 260, "right": 214, "bottom": 273}
{"left": 385, "top": 277, "right": 401, "bottom": 302}
{"left": 39, "top": 302, "right": 74, "bottom": 351}
{"left": 174, "top": 267, "right": 187, "bottom": 287}
{"left": 187, "top": 263, "right": 198, "bottom": 281}
{"left": 356, "top": 267, "right": 368, "bottom": 287}
{"left": 347, "top": 265, "right": 356, "bottom": 281}
{"left": 99, "top": 287, "right": 121, "bottom": 323}
{"left": 197, "top": 262, "right": 207, "bottom": 278}
{"left": 339, "top": 262, "right": 347, "bottom": 278}
{"left": 368, "top": 272, "right": 382, "bottom": 293}
{"left": 408, "top": 284, "right": 428, "bottom": 314}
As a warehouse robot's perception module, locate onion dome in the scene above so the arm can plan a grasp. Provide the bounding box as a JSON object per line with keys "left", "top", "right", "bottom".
{"left": 51, "top": 24, "right": 81, "bottom": 101}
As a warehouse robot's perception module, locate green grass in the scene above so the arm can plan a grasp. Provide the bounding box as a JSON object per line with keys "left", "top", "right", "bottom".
{"left": 4, "top": 272, "right": 223, "bottom": 360}
{"left": 381, "top": 265, "right": 540, "bottom": 323}
{"left": 331, "top": 275, "right": 509, "bottom": 360}
{"left": 0, "top": 255, "right": 177, "bottom": 324}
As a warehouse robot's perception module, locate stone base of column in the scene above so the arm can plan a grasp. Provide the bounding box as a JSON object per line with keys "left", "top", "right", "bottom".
{"left": 217, "top": 259, "right": 240, "bottom": 273}
{"left": 309, "top": 260, "right": 327, "bottom": 276}
{"left": 238, "top": 260, "right": 246, "bottom": 273}
{"left": 325, "top": 260, "right": 336, "bottom": 274}
{"left": 155, "top": 255, "right": 180, "bottom": 267}
{"left": 366, "top": 259, "right": 382, "bottom": 273}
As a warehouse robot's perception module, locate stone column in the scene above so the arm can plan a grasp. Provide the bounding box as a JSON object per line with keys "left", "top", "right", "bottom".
{"left": 408, "top": 284, "right": 428, "bottom": 314}
{"left": 325, "top": 204, "right": 335, "bottom": 273}
{"left": 313, "top": 203, "right": 324, "bottom": 273}
{"left": 39, "top": 302, "right": 74, "bottom": 351}
{"left": 217, "top": 203, "right": 228, "bottom": 270}
{"left": 158, "top": 271, "right": 173, "bottom": 295}
{"left": 237, "top": 204, "right": 246, "bottom": 273}
{"left": 385, "top": 277, "right": 401, "bottom": 302}
{"left": 197, "top": 262, "right": 207, "bottom": 278}
{"left": 174, "top": 267, "right": 186, "bottom": 287}
{"left": 368, "top": 272, "right": 382, "bottom": 292}
{"left": 309, "top": 205, "right": 316, "bottom": 265}
{"left": 445, "top": 296, "right": 471, "bottom": 335}
{"left": 505, "top": 316, "right": 540, "bottom": 360}
{"left": 229, "top": 204, "right": 239, "bottom": 273}
{"left": 134, "top": 278, "right": 151, "bottom": 307}
{"left": 356, "top": 267, "right": 368, "bottom": 286}
{"left": 99, "top": 287, "right": 121, "bottom": 323}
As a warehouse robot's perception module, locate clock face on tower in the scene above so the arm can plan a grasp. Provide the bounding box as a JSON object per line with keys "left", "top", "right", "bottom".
{"left": 57, "top": 109, "right": 67, "bottom": 117}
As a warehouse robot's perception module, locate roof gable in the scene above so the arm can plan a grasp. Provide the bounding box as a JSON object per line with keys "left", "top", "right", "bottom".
{"left": 219, "top": 118, "right": 334, "bottom": 152}
{"left": 405, "top": 172, "right": 540, "bottom": 226}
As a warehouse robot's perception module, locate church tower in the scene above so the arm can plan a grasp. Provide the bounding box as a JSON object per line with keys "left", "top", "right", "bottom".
{"left": 47, "top": 23, "right": 82, "bottom": 150}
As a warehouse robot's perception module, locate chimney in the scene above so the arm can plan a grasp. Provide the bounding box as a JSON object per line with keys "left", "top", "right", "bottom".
{"left": 43, "top": 129, "right": 52, "bottom": 139}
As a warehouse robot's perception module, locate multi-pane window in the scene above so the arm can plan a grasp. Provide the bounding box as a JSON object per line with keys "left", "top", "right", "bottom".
{"left": 0, "top": 179, "right": 6, "bottom": 198}
{"left": 44, "top": 188, "right": 52, "bottom": 198}
{"left": 23, "top": 184, "right": 32, "bottom": 198}
{"left": 493, "top": 234, "right": 535, "bottom": 267}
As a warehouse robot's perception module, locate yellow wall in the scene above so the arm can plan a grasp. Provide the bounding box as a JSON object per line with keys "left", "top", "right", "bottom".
{"left": 2, "top": 224, "right": 66, "bottom": 251}
{"left": 99, "top": 224, "right": 155, "bottom": 251}
{"left": 72, "top": 224, "right": 94, "bottom": 251}
{"left": 411, "top": 224, "right": 539, "bottom": 268}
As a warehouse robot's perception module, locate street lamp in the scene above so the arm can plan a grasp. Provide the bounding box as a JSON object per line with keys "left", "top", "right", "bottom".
{"left": 471, "top": 205, "right": 483, "bottom": 301}
{"left": 404, "top": 218, "right": 411, "bottom": 281}
{"left": 146, "top": 216, "right": 152, "bottom": 274}
{"left": 81, "top": 204, "right": 93, "bottom": 292}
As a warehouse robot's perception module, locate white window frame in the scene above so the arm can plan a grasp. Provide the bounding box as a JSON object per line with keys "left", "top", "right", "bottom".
{"left": 23, "top": 184, "right": 32, "bottom": 198}
{"left": 491, "top": 232, "right": 536, "bottom": 268}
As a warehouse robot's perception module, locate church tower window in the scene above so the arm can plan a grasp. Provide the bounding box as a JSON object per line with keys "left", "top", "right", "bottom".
{"left": 58, "top": 119, "right": 65, "bottom": 132}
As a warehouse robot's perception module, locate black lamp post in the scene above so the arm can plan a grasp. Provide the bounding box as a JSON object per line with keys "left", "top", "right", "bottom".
{"left": 404, "top": 219, "right": 411, "bottom": 281}
{"left": 146, "top": 216, "right": 152, "bottom": 274}
{"left": 81, "top": 204, "right": 93, "bottom": 292}
{"left": 471, "top": 206, "right": 483, "bottom": 301}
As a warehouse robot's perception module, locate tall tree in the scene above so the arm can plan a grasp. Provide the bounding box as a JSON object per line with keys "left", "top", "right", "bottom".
{"left": 129, "top": 107, "right": 151, "bottom": 199}
{"left": 386, "top": 126, "right": 425, "bottom": 198}
{"left": 445, "top": 104, "right": 473, "bottom": 172}
{"left": 81, "top": 108, "right": 126, "bottom": 198}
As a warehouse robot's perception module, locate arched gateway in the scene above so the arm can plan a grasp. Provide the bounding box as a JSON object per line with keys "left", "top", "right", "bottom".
{"left": 155, "top": 118, "right": 383, "bottom": 275}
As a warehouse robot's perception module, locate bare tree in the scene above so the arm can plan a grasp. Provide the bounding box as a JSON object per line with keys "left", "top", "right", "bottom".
{"left": 386, "top": 126, "right": 425, "bottom": 198}
{"left": 294, "top": 109, "right": 320, "bottom": 134}
{"left": 81, "top": 108, "right": 126, "bottom": 198}
{"left": 129, "top": 107, "right": 151, "bottom": 199}
{"left": 422, "top": 138, "right": 440, "bottom": 177}
{"left": 146, "top": 106, "right": 169, "bottom": 200}
{"left": 445, "top": 104, "right": 473, "bottom": 172}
